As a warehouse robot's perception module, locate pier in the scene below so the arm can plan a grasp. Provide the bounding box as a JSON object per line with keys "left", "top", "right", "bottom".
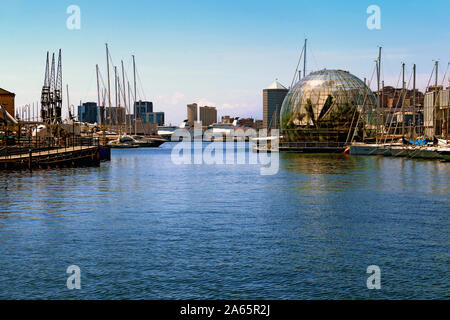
{"left": 0, "top": 137, "right": 110, "bottom": 170}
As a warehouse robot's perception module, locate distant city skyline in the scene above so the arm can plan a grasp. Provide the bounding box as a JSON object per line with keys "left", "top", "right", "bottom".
{"left": 0, "top": 0, "right": 449, "bottom": 125}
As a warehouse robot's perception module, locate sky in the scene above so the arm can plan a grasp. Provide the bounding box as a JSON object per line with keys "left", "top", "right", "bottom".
{"left": 0, "top": 0, "right": 449, "bottom": 124}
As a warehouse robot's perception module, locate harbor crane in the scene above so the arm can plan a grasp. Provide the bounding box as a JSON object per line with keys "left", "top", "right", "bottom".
{"left": 40, "top": 49, "right": 62, "bottom": 124}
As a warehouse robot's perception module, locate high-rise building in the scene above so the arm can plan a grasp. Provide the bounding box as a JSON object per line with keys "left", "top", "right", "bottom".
{"left": 105, "top": 107, "right": 126, "bottom": 125}
{"left": 144, "top": 112, "right": 165, "bottom": 126}
{"left": 263, "top": 80, "right": 288, "bottom": 129}
{"left": 135, "top": 101, "right": 153, "bottom": 117}
{"left": 132, "top": 101, "right": 165, "bottom": 126}
{"left": 0, "top": 88, "right": 15, "bottom": 119}
{"left": 199, "top": 106, "right": 217, "bottom": 126}
{"left": 187, "top": 103, "right": 198, "bottom": 127}
{"left": 78, "top": 102, "right": 98, "bottom": 124}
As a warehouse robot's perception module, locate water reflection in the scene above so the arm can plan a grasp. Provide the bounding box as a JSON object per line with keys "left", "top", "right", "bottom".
{"left": 0, "top": 145, "right": 448, "bottom": 299}
{"left": 280, "top": 153, "right": 361, "bottom": 175}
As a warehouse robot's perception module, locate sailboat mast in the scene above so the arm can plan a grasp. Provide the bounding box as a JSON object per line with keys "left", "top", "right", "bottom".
{"left": 402, "top": 62, "right": 405, "bottom": 136}
{"left": 375, "top": 60, "right": 379, "bottom": 143}
{"left": 303, "top": 39, "right": 307, "bottom": 78}
{"left": 133, "top": 55, "right": 137, "bottom": 136}
{"left": 106, "top": 43, "right": 112, "bottom": 126}
{"left": 66, "top": 84, "right": 70, "bottom": 120}
{"left": 435, "top": 60, "right": 439, "bottom": 86}
{"left": 114, "top": 66, "right": 118, "bottom": 108}
{"left": 376, "top": 47, "right": 382, "bottom": 143}
{"left": 121, "top": 60, "right": 127, "bottom": 129}
{"left": 114, "top": 66, "right": 120, "bottom": 130}
{"left": 96, "top": 64, "right": 101, "bottom": 126}
{"left": 128, "top": 81, "right": 131, "bottom": 135}
{"left": 413, "top": 64, "right": 416, "bottom": 139}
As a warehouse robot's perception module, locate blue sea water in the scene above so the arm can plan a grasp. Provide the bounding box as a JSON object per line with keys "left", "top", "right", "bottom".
{"left": 0, "top": 142, "right": 448, "bottom": 299}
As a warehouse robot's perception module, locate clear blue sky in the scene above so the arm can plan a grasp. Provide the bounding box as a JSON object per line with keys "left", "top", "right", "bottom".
{"left": 0, "top": 0, "right": 449, "bottom": 124}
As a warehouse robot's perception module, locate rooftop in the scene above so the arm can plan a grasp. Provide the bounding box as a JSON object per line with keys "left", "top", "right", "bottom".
{"left": 265, "top": 80, "right": 287, "bottom": 90}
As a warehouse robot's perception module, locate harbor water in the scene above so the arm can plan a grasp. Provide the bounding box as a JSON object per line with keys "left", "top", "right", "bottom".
{"left": 0, "top": 142, "right": 448, "bottom": 299}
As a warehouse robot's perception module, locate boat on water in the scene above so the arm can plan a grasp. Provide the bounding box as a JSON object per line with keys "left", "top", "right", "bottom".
{"left": 157, "top": 126, "right": 178, "bottom": 141}
{"left": 349, "top": 142, "right": 402, "bottom": 156}
{"left": 108, "top": 136, "right": 139, "bottom": 148}
{"left": 131, "top": 135, "right": 166, "bottom": 147}
{"left": 437, "top": 149, "right": 450, "bottom": 161}
{"left": 350, "top": 138, "right": 449, "bottom": 160}
{"left": 107, "top": 135, "right": 166, "bottom": 148}
{"left": 387, "top": 145, "right": 440, "bottom": 159}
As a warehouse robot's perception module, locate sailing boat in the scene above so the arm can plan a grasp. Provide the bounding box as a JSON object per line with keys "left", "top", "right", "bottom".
{"left": 348, "top": 47, "right": 394, "bottom": 155}
{"left": 100, "top": 44, "right": 166, "bottom": 148}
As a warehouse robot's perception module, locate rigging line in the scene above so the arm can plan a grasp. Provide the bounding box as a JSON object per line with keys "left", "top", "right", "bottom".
{"left": 425, "top": 64, "right": 435, "bottom": 91}
{"left": 440, "top": 62, "right": 449, "bottom": 86}
{"left": 309, "top": 42, "right": 319, "bottom": 73}
{"left": 392, "top": 66, "right": 413, "bottom": 137}
{"left": 381, "top": 67, "right": 402, "bottom": 143}
{"left": 135, "top": 67, "right": 147, "bottom": 101}
{"left": 83, "top": 68, "right": 96, "bottom": 103}
{"left": 387, "top": 66, "right": 411, "bottom": 140}
{"left": 349, "top": 63, "right": 377, "bottom": 144}
{"left": 98, "top": 69, "right": 107, "bottom": 92}
{"left": 290, "top": 45, "right": 305, "bottom": 89}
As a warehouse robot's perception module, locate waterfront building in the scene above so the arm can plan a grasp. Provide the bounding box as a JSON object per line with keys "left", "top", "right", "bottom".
{"left": 280, "top": 69, "right": 376, "bottom": 144}
{"left": 131, "top": 101, "right": 165, "bottom": 126}
{"left": 263, "top": 80, "right": 288, "bottom": 129}
{"left": 239, "top": 118, "right": 255, "bottom": 128}
{"left": 135, "top": 101, "right": 153, "bottom": 117}
{"left": 199, "top": 106, "right": 217, "bottom": 126}
{"left": 78, "top": 102, "right": 98, "bottom": 123}
{"left": 0, "top": 88, "right": 15, "bottom": 119}
{"left": 221, "top": 115, "right": 232, "bottom": 124}
{"left": 144, "top": 112, "right": 165, "bottom": 126}
{"left": 254, "top": 120, "right": 264, "bottom": 130}
{"left": 105, "top": 107, "right": 126, "bottom": 125}
{"left": 424, "top": 85, "right": 449, "bottom": 138}
{"left": 187, "top": 103, "right": 198, "bottom": 127}
{"left": 375, "top": 86, "right": 424, "bottom": 109}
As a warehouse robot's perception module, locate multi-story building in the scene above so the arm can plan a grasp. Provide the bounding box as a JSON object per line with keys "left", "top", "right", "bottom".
{"left": 132, "top": 101, "right": 165, "bottom": 126}
{"left": 78, "top": 102, "right": 99, "bottom": 123}
{"left": 187, "top": 103, "right": 198, "bottom": 127}
{"left": 424, "top": 85, "right": 449, "bottom": 138}
{"left": 238, "top": 118, "right": 254, "bottom": 127}
{"left": 375, "top": 86, "right": 424, "bottom": 109}
{"left": 143, "top": 112, "right": 165, "bottom": 126}
{"left": 199, "top": 106, "right": 217, "bottom": 126}
{"left": 263, "top": 80, "right": 288, "bottom": 129}
{"left": 105, "top": 107, "right": 126, "bottom": 125}
{"left": 221, "top": 115, "right": 232, "bottom": 124}
{"left": 0, "top": 88, "right": 15, "bottom": 119}
{"left": 135, "top": 101, "right": 153, "bottom": 117}
{"left": 254, "top": 120, "right": 264, "bottom": 130}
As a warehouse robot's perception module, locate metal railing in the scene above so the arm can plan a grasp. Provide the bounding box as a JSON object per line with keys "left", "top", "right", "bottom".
{"left": 0, "top": 136, "right": 100, "bottom": 159}
{"left": 279, "top": 141, "right": 347, "bottom": 149}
